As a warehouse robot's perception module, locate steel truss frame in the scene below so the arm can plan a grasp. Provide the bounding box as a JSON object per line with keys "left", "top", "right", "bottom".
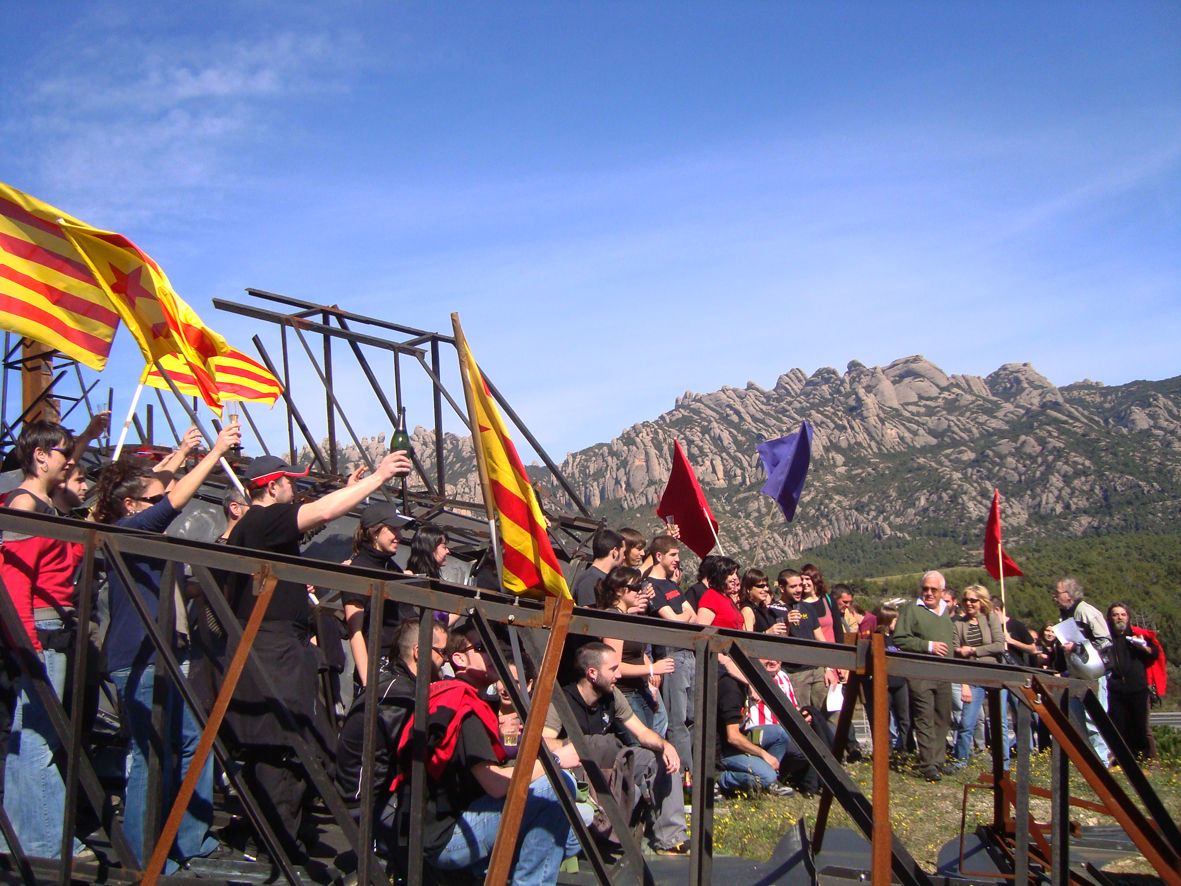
{"left": 1, "top": 508, "right": 1177, "bottom": 886}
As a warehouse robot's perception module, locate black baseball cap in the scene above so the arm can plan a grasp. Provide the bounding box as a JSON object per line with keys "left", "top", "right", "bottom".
{"left": 360, "top": 501, "right": 411, "bottom": 531}
{"left": 242, "top": 455, "right": 311, "bottom": 488}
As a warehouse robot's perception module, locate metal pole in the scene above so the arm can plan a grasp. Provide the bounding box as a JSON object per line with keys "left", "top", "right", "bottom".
{"left": 870, "top": 632, "right": 892, "bottom": 886}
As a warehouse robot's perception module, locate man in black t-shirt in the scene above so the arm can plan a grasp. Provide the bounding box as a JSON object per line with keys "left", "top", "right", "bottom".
{"left": 571, "top": 528, "right": 624, "bottom": 607}
{"left": 543, "top": 642, "right": 688, "bottom": 854}
{"left": 715, "top": 671, "right": 794, "bottom": 796}
{"left": 645, "top": 536, "right": 696, "bottom": 772}
{"left": 222, "top": 450, "right": 409, "bottom": 860}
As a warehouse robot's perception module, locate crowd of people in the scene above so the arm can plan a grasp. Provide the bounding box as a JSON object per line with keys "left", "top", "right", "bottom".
{"left": 0, "top": 416, "right": 1169, "bottom": 882}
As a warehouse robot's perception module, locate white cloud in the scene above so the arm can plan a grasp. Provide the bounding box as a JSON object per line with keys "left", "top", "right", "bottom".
{"left": 8, "top": 18, "right": 370, "bottom": 229}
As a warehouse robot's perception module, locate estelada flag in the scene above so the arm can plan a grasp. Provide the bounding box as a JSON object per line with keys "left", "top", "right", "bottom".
{"left": 0, "top": 181, "right": 120, "bottom": 370}
{"left": 60, "top": 221, "right": 228, "bottom": 411}
{"left": 983, "top": 488, "right": 1023, "bottom": 580}
{"left": 145, "top": 347, "right": 283, "bottom": 406}
{"left": 656, "top": 440, "right": 719, "bottom": 559}
{"left": 455, "top": 327, "right": 571, "bottom": 600}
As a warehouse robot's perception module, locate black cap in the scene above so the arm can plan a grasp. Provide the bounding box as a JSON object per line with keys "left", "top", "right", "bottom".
{"left": 242, "top": 455, "right": 311, "bottom": 488}
{"left": 360, "top": 501, "right": 411, "bottom": 531}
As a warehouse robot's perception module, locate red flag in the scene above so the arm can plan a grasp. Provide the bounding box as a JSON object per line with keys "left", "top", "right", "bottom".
{"left": 983, "top": 489, "right": 1023, "bottom": 580}
{"left": 656, "top": 440, "right": 719, "bottom": 559}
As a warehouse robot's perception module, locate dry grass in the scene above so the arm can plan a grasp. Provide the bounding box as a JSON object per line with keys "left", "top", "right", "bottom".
{"left": 710, "top": 749, "right": 1181, "bottom": 876}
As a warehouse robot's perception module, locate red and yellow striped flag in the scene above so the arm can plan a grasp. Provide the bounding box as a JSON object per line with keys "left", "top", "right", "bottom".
{"left": 454, "top": 323, "right": 570, "bottom": 599}
{"left": 144, "top": 347, "right": 283, "bottom": 405}
{"left": 60, "top": 221, "right": 229, "bottom": 411}
{"left": 0, "top": 181, "right": 120, "bottom": 369}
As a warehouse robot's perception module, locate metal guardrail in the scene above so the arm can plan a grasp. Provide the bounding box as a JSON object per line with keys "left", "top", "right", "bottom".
{"left": 0, "top": 506, "right": 1175, "bottom": 886}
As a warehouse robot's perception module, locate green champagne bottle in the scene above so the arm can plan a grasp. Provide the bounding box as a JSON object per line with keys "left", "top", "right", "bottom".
{"left": 389, "top": 408, "right": 412, "bottom": 477}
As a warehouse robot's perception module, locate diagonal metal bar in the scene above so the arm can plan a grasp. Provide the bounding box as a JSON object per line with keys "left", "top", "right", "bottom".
{"left": 334, "top": 316, "right": 438, "bottom": 497}
{"left": 728, "top": 643, "right": 933, "bottom": 886}
{"left": 107, "top": 553, "right": 300, "bottom": 882}
{"left": 516, "top": 622, "right": 652, "bottom": 886}
{"left": 484, "top": 597, "right": 573, "bottom": 884}
{"left": 0, "top": 803, "right": 36, "bottom": 885}
{"left": 140, "top": 565, "right": 287, "bottom": 885}
{"left": 1082, "top": 688, "right": 1181, "bottom": 853}
{"left": 184, "top": 564, "right": 307, "bottom": 881}
{"left": 471, "top": 608, "right": 617, "bottom": 886}
{"left": 188, "top": 561, "right": 390, "bottom": 886}
{"left": 1025, "top": 677, "right": 1180, "bottom": 884}
{"left": 812, "top": 669, "right": 867, "bottom": 852}
{"left": 0, "top": 569, "right": 138, "bottom": 870}
{"left": 251, "top": 335, "right": 330, "bottom": 473}
{"left": 290, "top": 322, "right": 377, "bottom": 478}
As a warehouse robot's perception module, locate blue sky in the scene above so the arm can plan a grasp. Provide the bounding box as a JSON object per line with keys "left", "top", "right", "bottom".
{"left": 2, "top": 2, "right": 1178, "bottom": 462}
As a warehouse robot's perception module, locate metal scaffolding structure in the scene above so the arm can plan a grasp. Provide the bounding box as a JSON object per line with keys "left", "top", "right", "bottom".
{"left": 1, "top": 297, "right": 1179, "bottom": 884}
{"left": 0, "top": 506, "right": 1177, "bottom": 885}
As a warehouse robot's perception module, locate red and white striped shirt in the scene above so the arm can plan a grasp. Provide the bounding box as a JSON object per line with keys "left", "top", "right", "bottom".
{"left": 744, "top": 670, "right": 799, "bottom": 730}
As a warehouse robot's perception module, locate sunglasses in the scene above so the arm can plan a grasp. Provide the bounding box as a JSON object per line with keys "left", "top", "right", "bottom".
{"left": 963, "top": 597, "right": 980, "bottom": 604}
{"left": 136, "top": 494, "right": 166, "bottom": 505}
{"left": 753, "top": 582, "right": 769, "bottom": 588}
{"left": 461, "top": 641, "right": 486, "bottom": 654}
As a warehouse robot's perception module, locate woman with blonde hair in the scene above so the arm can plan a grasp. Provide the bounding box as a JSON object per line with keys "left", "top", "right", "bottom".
{"left": 949, "top": 584, "right": 1008, "bottom": 769}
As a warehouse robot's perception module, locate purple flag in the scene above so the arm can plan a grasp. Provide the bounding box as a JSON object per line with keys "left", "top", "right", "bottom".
{"left": 757, "top": 421, "right": 813, "bottom": 523}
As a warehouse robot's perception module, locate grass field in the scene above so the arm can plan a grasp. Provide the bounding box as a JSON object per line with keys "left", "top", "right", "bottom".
{"left": 711, "top": 742, "right": 1181, "bottom": 876}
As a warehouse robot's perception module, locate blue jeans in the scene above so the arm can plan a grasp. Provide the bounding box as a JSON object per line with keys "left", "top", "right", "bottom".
{"left": 110, "top": 662, "right": 217, "bottom": 870}
{"left": 660, "top": 649, "right": 695, "bottom": 767}
{"left": 954, "top": 687, "right": 1010, "bottom": 769}
{"left": 717, "top": 723, "right": 789, "bottom": 793}
{"left": 431, "top": 771, "right": 579, "bottom": 885}
{"left": 621, "top": 687, "right": 668, "bottom": 742}
{"left": 1070, "top": 675, "right": 1110, "bottom": 762}
{"left": 2, "top": 617, "right": 85, "bottom": 858}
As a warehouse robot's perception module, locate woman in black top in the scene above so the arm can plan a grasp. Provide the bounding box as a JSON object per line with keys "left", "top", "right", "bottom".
{"left": 740, "top": 568, "right": 786, "bottom": 636}
{"left": 341, "top": 502, "right": 412, "bottom": 688}
{"left": 1105, "top": 602, "right": 1159, "bottom": 758}
{"left": 407, "top": 523, "right": 450, "bottom": 579}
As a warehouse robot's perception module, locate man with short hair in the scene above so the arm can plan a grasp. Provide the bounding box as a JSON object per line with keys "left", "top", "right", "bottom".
{"left": 645, "top": 536, "right": 696, "bottom": 769}
{"left": 892, "top": 570, "right": 954, "bottom": 782}
{"left": 222, "top": 449, "right": 410, "bottom": 860}
{"left": 1053, "top": 577, "right": 1112, "bottom": 762}
{"left": 716, "top": 664, "right": 794, "bottom": 797}
{"left": 335, "top": 620, "right": 445, "bottom": 852}
{"left": 572, "top": 528, "right": 624, "bottom": 607}
{"left": 391, "top": 622, "right": 579, "bottom": 882}
{"left": 833, "top": 585, "right": 857, "bottom": 636}
{"left": 543, "top": 642, "right": 688, "bottom": 855}
{"left": 779, "top": 570, "right": 823, "bottom": 708}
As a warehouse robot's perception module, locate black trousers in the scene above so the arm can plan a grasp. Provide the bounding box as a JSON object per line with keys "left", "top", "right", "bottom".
{"left": 1108, "top": 687, "right": 1152, "bottom": 758}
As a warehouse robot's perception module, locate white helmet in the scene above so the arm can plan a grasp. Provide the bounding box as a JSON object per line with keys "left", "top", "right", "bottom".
{"left": 1067, "top": 640, "right": 1106, "bottom": 680}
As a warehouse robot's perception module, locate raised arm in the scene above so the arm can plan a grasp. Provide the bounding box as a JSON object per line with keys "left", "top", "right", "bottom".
{"left": 296, "top": 451, "right": 410, "bottom": 532}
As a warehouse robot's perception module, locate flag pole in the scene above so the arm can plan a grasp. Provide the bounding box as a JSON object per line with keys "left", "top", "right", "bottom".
{"left": 451, "top": 313, "right": 504, "bottom": 595}
{"left": 997, "top": 537, "right": 1006, "bottom": 614}
{"left": 705, "top": 506, "right": 727, "bottom": 555}
{"left": 112, "top": 368, "right": 149, "bottom": 461}
{"left": 152, "top": 360, "right": 246, "bottom": 498}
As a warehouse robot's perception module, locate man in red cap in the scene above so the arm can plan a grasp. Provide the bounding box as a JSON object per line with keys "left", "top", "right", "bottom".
{"left": 221, "top": 450, "right": 410, "bottom": 862}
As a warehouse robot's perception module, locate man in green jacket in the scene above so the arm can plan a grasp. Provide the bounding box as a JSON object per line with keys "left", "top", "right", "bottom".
{"left": 892, "top": 570, "right": 955, "bottom": 782}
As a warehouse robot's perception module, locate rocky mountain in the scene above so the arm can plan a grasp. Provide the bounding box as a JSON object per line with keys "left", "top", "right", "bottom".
{"left": 550, "top": 356, "right": 1181, "bottom": 564}
{"left": 313, "top": 355, "right": 1181, "bottom": 568}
